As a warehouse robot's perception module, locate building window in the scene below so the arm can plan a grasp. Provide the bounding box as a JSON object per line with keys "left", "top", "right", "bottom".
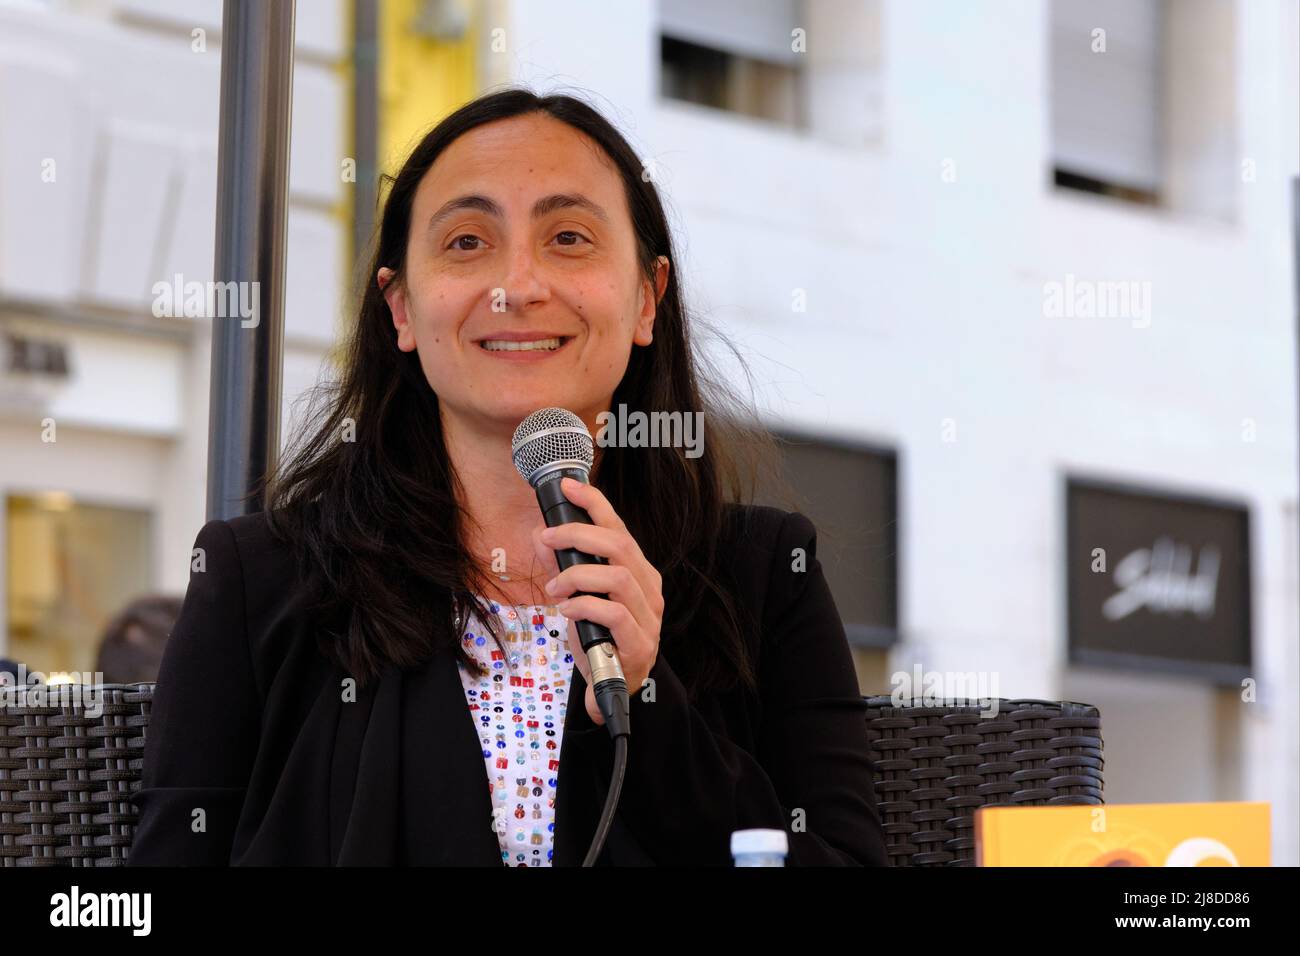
{"left": 5, "top": 492, "right": 153, "bottom": 680}
{"left": 658, "top": 0, "right": 808, "bottom": 129}
{"left": 1050, "top": 0, "right": 1237, "bottom": 221}
{"left": 755, "top": 433, "right": 898, "bottom": 647}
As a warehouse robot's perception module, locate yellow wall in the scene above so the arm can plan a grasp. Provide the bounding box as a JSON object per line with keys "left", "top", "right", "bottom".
{"left": 378, "top": 0, "right": 479, "bottom": 184}
{"left": 331, "top": 0, "right": 478, "bottom": 366}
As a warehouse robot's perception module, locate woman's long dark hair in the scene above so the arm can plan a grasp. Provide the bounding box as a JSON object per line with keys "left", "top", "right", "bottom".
{"left": 262, "top": 88, "right": 787, "bottom": 698}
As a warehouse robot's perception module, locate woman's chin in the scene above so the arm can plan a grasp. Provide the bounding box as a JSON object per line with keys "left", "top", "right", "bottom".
{"left": 491, "top": 399, "right": 580, "bottom": 428}
{"left": 443, "top": 394, "right": 604, "bottom": 435}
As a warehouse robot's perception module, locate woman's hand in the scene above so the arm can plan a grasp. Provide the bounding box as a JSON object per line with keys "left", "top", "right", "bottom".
{"left": 529, "top": 477, "right": 664, "bottom": 726}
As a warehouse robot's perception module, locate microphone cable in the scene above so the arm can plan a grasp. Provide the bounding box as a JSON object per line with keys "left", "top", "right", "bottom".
{"left": 583, "top": 733, "right": 629, "bottom": 866}
{"left": 580, "top": 642, "right": 631, "bottom": 865}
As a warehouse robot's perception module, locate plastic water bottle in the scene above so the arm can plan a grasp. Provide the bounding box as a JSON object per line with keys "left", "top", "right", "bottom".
{"left": 731, "top": 828, "right": 788, "bottom": 866}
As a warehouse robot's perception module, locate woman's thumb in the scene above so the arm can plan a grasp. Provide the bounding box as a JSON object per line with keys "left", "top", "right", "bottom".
{"left": 530, "top": 520, "right": 560, "bottom": 577}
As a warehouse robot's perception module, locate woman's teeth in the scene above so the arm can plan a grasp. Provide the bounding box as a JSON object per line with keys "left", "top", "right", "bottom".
{"left": 479, "top": 337, "right": 565, "bottom": 352}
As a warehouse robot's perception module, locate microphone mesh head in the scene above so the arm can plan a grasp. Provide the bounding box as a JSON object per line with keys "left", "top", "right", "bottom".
{"left": 511, "top": 407, "right": 594, "bottom": 485}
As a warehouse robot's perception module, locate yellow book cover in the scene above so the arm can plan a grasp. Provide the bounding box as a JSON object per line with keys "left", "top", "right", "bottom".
{"left": 975, "top": 802, "right": 1270, "bottom": 866}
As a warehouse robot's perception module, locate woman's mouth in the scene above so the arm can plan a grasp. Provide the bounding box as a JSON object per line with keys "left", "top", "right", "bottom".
{"left": 473, "top": 335, "right": 564, "bottom": 351}
{"left": 478, "top": 336, "right": 568, "bottom": 352}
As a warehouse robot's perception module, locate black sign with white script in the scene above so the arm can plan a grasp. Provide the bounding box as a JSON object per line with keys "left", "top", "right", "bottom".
{"left": 1066, "top": 478, "right": 1251, "bottom": 681}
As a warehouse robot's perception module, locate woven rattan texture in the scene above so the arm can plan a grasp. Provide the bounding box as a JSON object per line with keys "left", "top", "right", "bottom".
{"left": 864, "top": 696, "right": 1104, "bottom": 866}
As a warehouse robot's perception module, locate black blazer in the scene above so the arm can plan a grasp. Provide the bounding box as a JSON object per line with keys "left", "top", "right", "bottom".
{"left": 127, "top": 503, "right": 887, "bottom": 866}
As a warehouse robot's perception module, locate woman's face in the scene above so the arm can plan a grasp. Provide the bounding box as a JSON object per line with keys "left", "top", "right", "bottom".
{"left": 379, "top": 112, "right": 669, "bottom": 440}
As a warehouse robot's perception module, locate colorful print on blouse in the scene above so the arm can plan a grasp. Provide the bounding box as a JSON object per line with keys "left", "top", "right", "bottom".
{"left": 457, "top": 598, "right": 575, "bottom": 867}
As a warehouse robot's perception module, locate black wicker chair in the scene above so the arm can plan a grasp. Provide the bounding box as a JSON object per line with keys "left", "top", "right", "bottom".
{"left": 0, "top": 683, "right": 152, "bottom": 866}
{"left": 864, "top": 696, "right": 1105, "bottom": 866}
{"left": 0, "top": 683, "right": 1102, "bottom": 866}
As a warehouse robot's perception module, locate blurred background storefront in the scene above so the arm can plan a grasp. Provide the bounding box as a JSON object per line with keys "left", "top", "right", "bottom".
{"left": 0, "top": 0, "right": 1296, "bottom": 862}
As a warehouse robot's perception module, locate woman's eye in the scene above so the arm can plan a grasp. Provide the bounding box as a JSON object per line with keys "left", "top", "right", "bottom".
{"left": 553, "top": 230, "right": 589, "bottom": 247}
{"left": 449, "top": 234, "right": 483, "bottom": 251}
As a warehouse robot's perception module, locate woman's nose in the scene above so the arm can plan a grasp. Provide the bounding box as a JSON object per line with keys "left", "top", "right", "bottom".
{"left": 498, "top": 243, "right": 549, "bottom": 312}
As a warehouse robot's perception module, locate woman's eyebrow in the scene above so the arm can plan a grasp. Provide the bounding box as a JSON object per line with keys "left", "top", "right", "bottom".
{"left": 427, "top": 193, "right": 610, "bottom": 233}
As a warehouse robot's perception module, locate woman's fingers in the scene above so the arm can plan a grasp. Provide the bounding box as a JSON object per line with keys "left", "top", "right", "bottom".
{"left": 557, "top": 477, "right": 626, "bottom": 532}
{"left": 550, "top": 478, "right": 664, "bottom": 612}
{"left": 558, "top": 594, "right": 636, "bottom": 634}
{"left": 545, "top": 562, "right": 656, "bottom": 634}
{"left": 556, "top": 595, "right": 653, "bottom": 692}
{"left": 539, "top": 521, "right": 624, "bottom": 561}
{"left": 539, "top": 522, "right": 659, "bottom": 611}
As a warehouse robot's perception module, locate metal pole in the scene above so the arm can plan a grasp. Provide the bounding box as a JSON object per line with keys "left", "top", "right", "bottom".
{"left": 352, "top": 0, "right": 380, "bottom": 267}
{"left": 206, "top": 0, "right": 295, "bottom": 521}
{"left": 1293, "top": 177, "right": 1300, "bottom": 593}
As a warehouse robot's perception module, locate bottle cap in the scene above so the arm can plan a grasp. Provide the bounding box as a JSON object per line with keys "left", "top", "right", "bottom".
{"left": 730, "top": 828, "right": 788, "bottom": 856}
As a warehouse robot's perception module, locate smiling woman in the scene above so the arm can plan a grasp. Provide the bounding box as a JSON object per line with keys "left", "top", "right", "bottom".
{"left": 377, "top": 109, "right": 664, "bottom": 440}
{"left": 127, "top": 88, "right": 888, "bottom": 868}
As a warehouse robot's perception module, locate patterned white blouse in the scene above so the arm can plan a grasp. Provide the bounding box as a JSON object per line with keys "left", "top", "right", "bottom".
{"left": 456, "top": 597, "right": 577, "bottom": 867}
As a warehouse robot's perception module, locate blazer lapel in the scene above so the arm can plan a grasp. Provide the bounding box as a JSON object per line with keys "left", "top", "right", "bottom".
{"left": 329, "top": 645, "right": 612, "bottom": 866}
{"left": 552, "top": 667, "right": 592, "bottom": 866}
{"left": 331, "top": 661, "right": 403, "bottom": 865}
{"left": 397, "top": 647, "right": 504, "bottom": 866}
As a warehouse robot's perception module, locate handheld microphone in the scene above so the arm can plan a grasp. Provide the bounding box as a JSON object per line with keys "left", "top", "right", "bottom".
{"left": 512, "top": 407, "right": 631, "bottom": 740}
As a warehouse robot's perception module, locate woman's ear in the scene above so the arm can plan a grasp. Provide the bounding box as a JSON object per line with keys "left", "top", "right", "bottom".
{"left": 378, "top": 267, "right": 416, "bottom": 353}
{"left": 634, "top": 255, "right": 669, "bottom": 346}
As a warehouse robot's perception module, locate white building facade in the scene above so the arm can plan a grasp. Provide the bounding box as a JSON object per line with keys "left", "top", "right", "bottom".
{"left": 477, "top": 0, "right": 1300, "bottom": 864}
